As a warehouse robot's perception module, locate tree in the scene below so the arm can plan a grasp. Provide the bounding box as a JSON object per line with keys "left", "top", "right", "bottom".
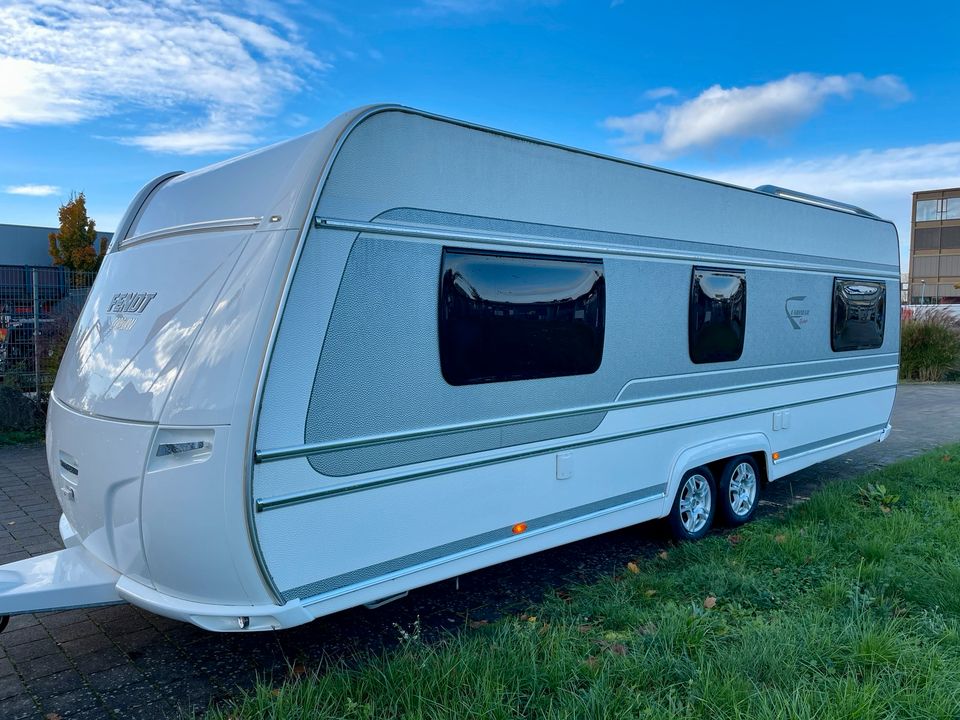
{"left": 48, "top": 192, "right": 107, "bottom": 272}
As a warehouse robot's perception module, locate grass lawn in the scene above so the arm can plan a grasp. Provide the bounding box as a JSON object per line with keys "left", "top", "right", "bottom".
{"left": 208, "top": 446, "right": 960, "bottom": 719}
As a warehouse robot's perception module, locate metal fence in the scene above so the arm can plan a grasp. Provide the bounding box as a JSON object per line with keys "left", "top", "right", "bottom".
{"left": 0, "top": 265, "right": 96, "bottom": 411}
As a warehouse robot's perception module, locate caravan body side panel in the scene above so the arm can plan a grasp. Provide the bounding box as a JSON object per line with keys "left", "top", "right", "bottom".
{"left": 252, "top": 109, "right": 899, "bottom": 613}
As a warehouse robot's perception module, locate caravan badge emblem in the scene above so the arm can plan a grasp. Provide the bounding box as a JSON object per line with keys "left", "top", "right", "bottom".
{"left": 107, "top": 292, "right": 157, "bottom": 314}
{"left": 784, "top": 296, "right": 809, "bottom": 330}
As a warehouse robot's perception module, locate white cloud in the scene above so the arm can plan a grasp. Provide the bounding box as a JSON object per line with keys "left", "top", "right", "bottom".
{"left": 604, "top": 73, "right": 911, "bottom": 161}
{"left": 0, "top": 0, "right": 328, "bottom": 154}
{"left": 643, "top": 86, "right": 677, "bottom": 100}
{"left": 698, "top": 141, "right": 960, "bottom": 267}
{"left": 4, "top": 184, "right": 62, "bottom": 197}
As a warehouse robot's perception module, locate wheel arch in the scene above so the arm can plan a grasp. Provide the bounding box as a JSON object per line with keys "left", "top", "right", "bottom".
{"left": 661, "top": 433, "right": 772, "bottom": 518}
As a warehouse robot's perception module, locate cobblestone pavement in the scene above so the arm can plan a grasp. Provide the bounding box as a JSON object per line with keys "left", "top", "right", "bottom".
{"left": 0, "top": 383, "right": 957, "bottom": 719}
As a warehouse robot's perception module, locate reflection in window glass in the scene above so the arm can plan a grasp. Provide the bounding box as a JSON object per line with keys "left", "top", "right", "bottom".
{"left": 439, "top": 249, "right": 605, "bottom": 385}
{"left": 945, "top": 197, "right": 960, "bottom": 220}
{"left": 916, "top": 199, "right": 939, "bottom": 221}
{"left": 832, "top": 279, "right": 885, "bottom": 351}
{"left": 689, "top": 267, "right": 746, "bottom": 364}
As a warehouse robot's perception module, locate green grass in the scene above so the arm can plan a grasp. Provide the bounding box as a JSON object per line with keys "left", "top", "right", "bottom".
{"left": 0, "top": 429, "right": 43, "bottom": 446}
{"left": 207, "top": 446, "right": 960, "bottom": 720}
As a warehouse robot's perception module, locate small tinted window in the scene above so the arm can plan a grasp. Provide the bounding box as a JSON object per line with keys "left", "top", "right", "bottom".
{"left": 439, "top": 249, "right": 605, "bottom": 385}
{"left": 689, "top": 267, "right": 746, "bottom": 364}
{"left": 832, "top": 278, "right": 885, "bottom": 351}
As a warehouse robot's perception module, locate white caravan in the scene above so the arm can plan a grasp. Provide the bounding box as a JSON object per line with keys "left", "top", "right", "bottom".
{"left": 0, "top": 106, "right": 899, "bottom": 632}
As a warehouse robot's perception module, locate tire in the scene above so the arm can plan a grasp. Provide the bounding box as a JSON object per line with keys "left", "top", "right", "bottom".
{"left": 667, "top": 467, "right": 717, "bottom": 540}
{"left": 718, "top": 455, "right": 761, "bottom": 526}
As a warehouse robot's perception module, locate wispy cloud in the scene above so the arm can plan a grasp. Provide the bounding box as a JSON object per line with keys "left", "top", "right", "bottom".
{"left": 700, "top": 141, "right": 960, "bottom": 264}
{"left": 412, "top": 0, "right": 557, "bottom": 16}
{"left": 604, "top": 73, "right": 911, "bottom": 161}
{"left": 0, "top": 0, "right": 329, "bottom": 154}
{"left": 3, "top": 184, "right": 62, "bottom": 197}
{"left": 644, "top": 86, "right": 678, "bottom": 100}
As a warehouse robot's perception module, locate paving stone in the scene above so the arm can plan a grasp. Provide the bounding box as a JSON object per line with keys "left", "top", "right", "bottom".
{"left": 6, "top": 637, "right": 61, "bottom": 662}
{"left": 0, "top": 623, "right": 50, "bottom": 647}
{"left": 114, "top": 627, "right": 161, "bottom": 654}
{"left": 40, "top": 610, "right": 92, "bottom": 629}
{"left": 59, "top": 632, "right": 115, "bottom": 659}
{"left": 48, "top": 620, "right": 101, "bottom": 644}
{"left": 0, "top": 692, "right": 38, "bottom": 719}
{"left": 6, "top": 613, "right": 40, "bottom": 631}
{"left": 17, "top": 650, "right": 73, "bottom": 680}
{"left": 71, "top": 646, "right": 126, "bottom": 673}
{"left": 85, "top": 662, "right": 144, "bottom": 692}
{"left": 29, "top": 667, "right": 87, "bottom": 700}
{"left": 100, "top": 679, "right": 164, "bottom": 713}
{"left": 0, "top": 671, "right": 27, "bottom": 700}
{"left": 40, "top": 686, "right": 102, "bottom": 719}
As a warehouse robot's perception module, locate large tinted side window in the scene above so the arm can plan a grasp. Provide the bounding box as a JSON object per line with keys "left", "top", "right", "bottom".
{"left": 439, "top": 249, "right": 605, "bottom": 385}
{"left": 689, "top": 267, "right": 747, "bottom": 364}
{"left": 832, "top": 278, "right": 885, "bottom": 351}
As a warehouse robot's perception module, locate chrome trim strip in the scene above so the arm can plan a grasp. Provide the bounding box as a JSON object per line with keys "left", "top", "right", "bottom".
{"left": 294, "top": 484, "right": 668, "bottom": 603}
{"left": 255, "top": 362, "right": 899, "bottom": 464}
{"left": 754, "top": 185, "right": 880, "bottom": 220}
{"left": 110, "top": 171, "right": 184, "bottom": 252}
{"left": 119, "top": 216, "right": 263, "bottom": 249}
{"left": 773, "top": 424, "right": 889, "bottom": 464}
{"left": 255, "top": 383, "right": 897, "bottom": 512}
{"left": 313, "top": 217, "right": 902, "bottom": 279}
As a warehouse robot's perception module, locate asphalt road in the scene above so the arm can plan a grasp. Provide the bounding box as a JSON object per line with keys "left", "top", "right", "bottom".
{"left": 0, "top": 383, "right": 957, "bottom": 719}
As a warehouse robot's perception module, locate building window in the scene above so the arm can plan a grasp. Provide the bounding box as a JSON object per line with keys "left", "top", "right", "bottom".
{"left": 689, "top": 267, "right": 746, "bottom": 364}
{"left": 438, "top": 248, "right": 605, "bottom": 385}
{"left": 916, "top": 197, "right": 960, "bottom": 221}
{"left": 832, "top": 279, "right": 885, "bottom": 351}
{"left": 916, "top": 199, "right": 940, "bottom": 221}
{"left": 945, "top": 197, "right": 960, "bottom": 221}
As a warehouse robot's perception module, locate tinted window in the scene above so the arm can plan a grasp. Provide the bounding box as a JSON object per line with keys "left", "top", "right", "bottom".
{"left": 689, "top": 267, "right": 746, "bottom": 364}
{"left": 832, "top": 278, "right": 885, "bottom": 351}
{"left": 439, "top": 249, "right": 605, "bottom": 385}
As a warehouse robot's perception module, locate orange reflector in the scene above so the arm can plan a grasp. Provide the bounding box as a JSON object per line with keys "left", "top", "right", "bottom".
{"left": 512, "top": 522, "right": 528, "bottom": 534}
{"left": 772, "top": 452, "right": 780, "bottom": 461}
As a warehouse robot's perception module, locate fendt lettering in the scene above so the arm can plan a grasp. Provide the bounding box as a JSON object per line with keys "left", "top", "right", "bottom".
{"left": 107, "top": 292, "right": 157, "bottom": 314}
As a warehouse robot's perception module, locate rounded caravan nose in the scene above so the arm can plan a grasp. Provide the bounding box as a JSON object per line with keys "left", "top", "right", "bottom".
{"left": 1, "top": 107, "right": 389, "bottom": 630}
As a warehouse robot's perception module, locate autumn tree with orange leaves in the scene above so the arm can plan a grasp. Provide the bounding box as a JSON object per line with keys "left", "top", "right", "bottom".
{"left": 48, "top": 192, "right": 106, "bottom": 272}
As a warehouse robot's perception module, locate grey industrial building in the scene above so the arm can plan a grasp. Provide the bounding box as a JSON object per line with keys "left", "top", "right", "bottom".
{"left": 0, "top": 223, "right": 113, "bottom": 267}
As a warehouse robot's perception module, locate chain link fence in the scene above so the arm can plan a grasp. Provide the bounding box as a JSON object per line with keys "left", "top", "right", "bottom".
{"left": 0, "top": 265, "right": 95, "bottom": 428}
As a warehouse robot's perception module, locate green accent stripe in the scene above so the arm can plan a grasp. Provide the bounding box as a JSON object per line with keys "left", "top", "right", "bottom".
{"left": 282, "top": 483, "right": 667, "bottom": 601}
{"left": 255, "top": 383, "right": 897, "bottom": 512}
{"left": 774, "top": 424, "right": 889, "bottom": 463}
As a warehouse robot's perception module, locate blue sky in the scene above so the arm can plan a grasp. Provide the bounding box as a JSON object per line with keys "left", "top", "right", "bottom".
{"left": 2, "top": 0, "right": 959, "bottom": 267}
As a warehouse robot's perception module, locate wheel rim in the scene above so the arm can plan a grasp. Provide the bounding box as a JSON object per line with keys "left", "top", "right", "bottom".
{"left": 678, "top": 473, "right": 711, "bottom": 533}
{"left": 728, "top": 462, "right": 757, "bottom": 517}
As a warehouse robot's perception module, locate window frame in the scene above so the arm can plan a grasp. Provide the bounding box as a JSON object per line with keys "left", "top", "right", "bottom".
{"left": 830, "top": 277, "right": 886, "bottom": 352}
{"left": 688, "top": 265, "right": 747, "bottom": 365}
{"left": 437, "top": 247, "right": 606, "bottom": 386}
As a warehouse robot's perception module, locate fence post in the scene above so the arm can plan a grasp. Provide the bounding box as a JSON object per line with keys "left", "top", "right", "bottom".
{"left": 32, "top": 267, "right": 40, "bottom": 404}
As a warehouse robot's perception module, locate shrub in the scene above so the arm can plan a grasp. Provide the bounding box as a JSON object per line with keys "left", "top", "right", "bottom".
{"left": 900, "top": 308, "right": 960, "bottom": 381}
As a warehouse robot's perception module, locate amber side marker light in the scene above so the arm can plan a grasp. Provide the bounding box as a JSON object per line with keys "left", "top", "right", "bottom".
{"left": 512, "top": 522, "right": 528, "bottom": 535}
{"left": 772, "top": 452, "right": 780, "bottom": 461}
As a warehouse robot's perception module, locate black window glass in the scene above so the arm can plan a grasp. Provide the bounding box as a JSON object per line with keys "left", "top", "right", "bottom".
{"left": 832, "top": 278, "right": 885, "bottom": 351}
{"left": 439, "top": 249, "right": 605, "bottom": 385}
{"left": 689, "top": 267, "right": 746, "bottom": 364}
